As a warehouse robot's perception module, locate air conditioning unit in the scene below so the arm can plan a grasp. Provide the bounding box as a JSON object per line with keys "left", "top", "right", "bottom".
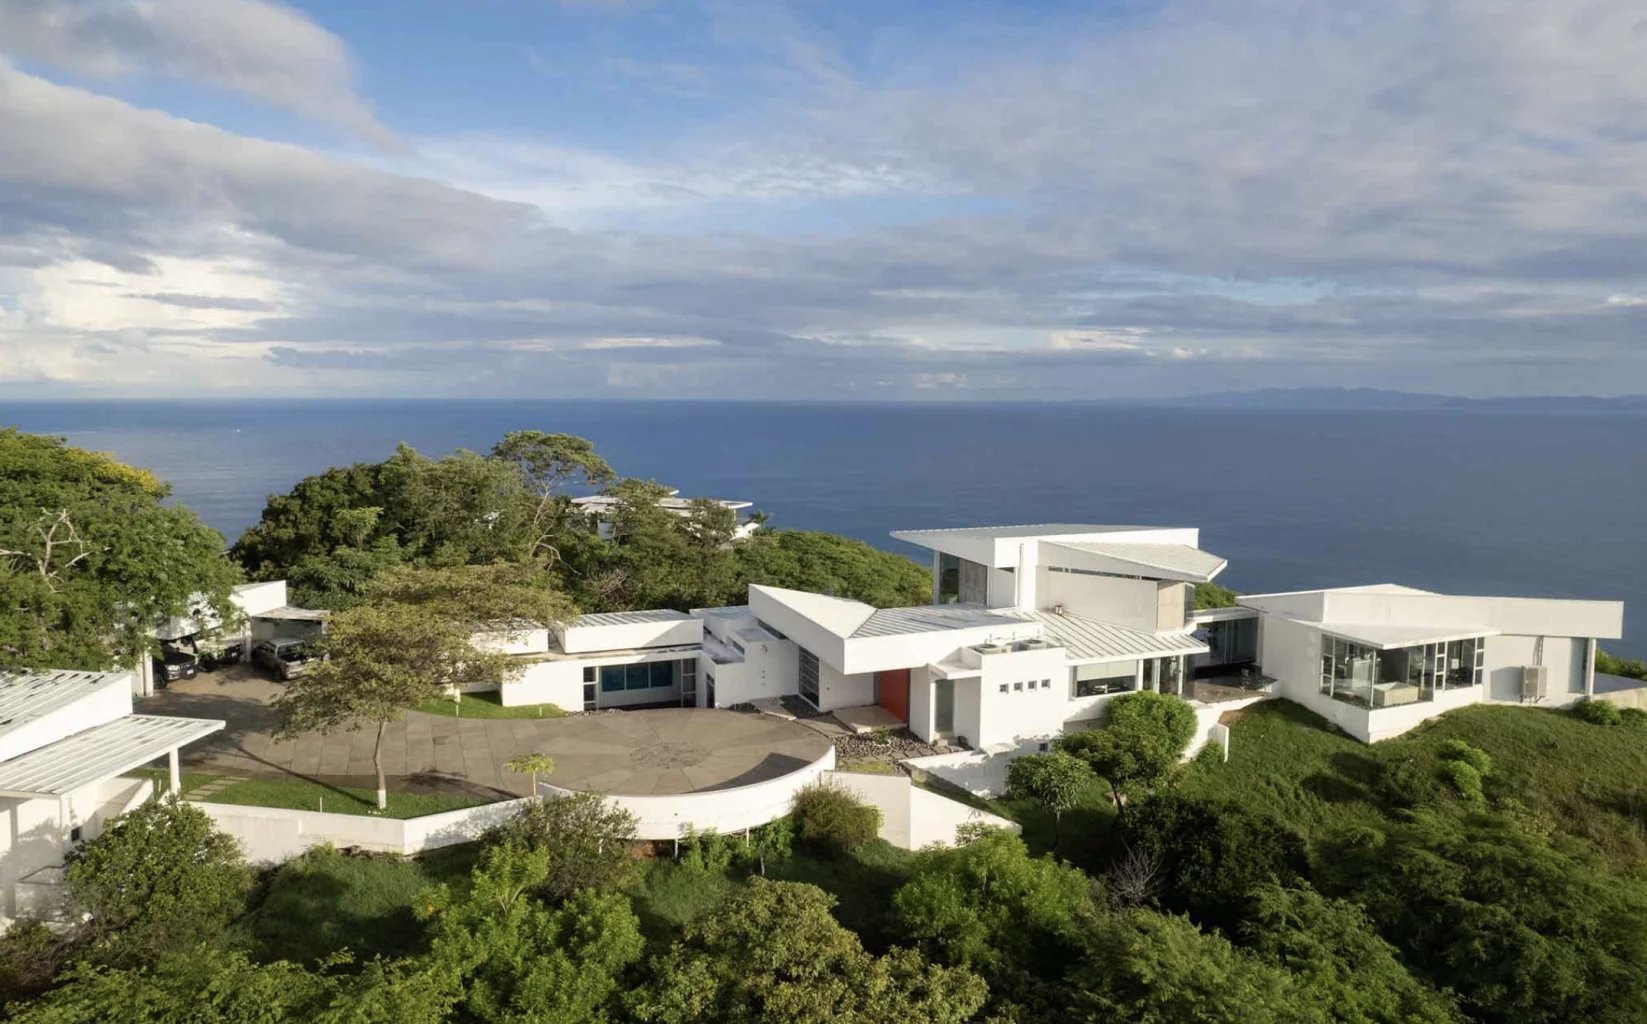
{"left": 1013, "top": 639, "right": 1054, "bottom": 652}
{"left": 1521, "top": 665, "right": 1548, "bottom": 703}
{"left": 972, "top": 643, "right": 1010, "bottom": 656}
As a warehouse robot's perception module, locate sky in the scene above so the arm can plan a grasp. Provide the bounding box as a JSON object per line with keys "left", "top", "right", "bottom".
{"left": 1, "top": 0, "right": 1646, "bottom": 401}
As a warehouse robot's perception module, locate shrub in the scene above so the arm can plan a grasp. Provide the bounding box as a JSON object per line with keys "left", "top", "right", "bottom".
{"left": 1117, "top": 794, "right": 1308, "bottom": 931}
{"left": 483, "top": 791, "right": 639, "bottom": 900}
{"left": 1005, "top": 751, "right": 1094, "bottom": 822}
{"left": 1437, "top": 739, "right": 1493, "bottom": 777}
{"left": 1374, "top": 757, "right": 1445, "bottom": 809}
{"left": 1060, "top": 691, "right": 1198, "bottom": 810}
{"left": 1437, "top": 760, "right": 1484, "bottom": 802}
{"left": 792, "top": 783, "right": 881, "bottom": 853}
{"left": 1575, "top": 698, "right": 1623, "bottom": 727}
{"left": 1621, "top": 706, "right": 1647, "bottom": 729}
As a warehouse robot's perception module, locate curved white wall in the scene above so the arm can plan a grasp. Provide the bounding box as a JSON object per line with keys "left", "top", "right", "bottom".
{"left": 540, "top": 745, "right": 836, "bottom": 840}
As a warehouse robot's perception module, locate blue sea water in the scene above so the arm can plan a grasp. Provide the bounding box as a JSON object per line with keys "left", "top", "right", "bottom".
{"left": 5, "top": 399, "right": 1643, "bottom": 655}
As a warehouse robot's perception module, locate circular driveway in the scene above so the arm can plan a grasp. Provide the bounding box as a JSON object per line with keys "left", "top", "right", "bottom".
{"left": 535, "top": 707, "right": 831, "bottom": 795}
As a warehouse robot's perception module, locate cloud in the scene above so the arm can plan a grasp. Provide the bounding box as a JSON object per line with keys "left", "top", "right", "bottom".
{"left": 0, "top": 0, "right": 390, "bottom": 142}
{"left": 3, "top": 0, "right": 1647, "bottom": 400}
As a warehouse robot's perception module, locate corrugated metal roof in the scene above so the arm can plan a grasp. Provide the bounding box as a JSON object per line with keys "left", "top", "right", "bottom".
{"left": 850, "top": 604, "right": 1028, "bottom": 638}
{"left": 253, "top": 606, "right": 330, "bottom": 621}
{"left": 1048, "top": 541, "right": 1228, "bottom": 582}
{"left": 0, "top": 670, "right": 127, "bottom": 738}
{"left": 0, "top": 715, "right": 223, "bottom": 798}
{"left": 574, "top": 609, "right": 694, "bottom": 627}
{"left": 1013, "top": 611, "right": 1208, "bottom": 662}
{"left": 892, "top": 523, "right": 1160, "bottom": 541}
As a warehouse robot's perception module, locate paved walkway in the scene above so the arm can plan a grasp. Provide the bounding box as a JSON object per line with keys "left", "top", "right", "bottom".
{"left": 139, "top": 668, "right": 826, "bottom": 798}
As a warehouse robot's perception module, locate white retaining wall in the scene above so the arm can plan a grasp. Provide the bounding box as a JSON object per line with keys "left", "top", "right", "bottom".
{"left": 824, "top": 770, "right": 1019, "bottom": 848}
{"left": 540, "top": 745, "right": 837, "bottom": 841}
{"left": 191, "top": 796, "right": 535, "bottom": 863}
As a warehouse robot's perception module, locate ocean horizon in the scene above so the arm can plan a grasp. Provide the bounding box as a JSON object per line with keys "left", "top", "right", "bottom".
{"left": 6, "top": 398, "right": 1642, "bottom": 656}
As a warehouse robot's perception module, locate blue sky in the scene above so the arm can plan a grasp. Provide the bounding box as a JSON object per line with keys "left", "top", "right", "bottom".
{"left": 1, "top": 0, "right": 1645, "bottom": 399}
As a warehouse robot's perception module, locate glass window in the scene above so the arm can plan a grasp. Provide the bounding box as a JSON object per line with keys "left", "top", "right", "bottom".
{"left": 650, "top": 660, "right": 672, "bottom": 689}
{"left": 998, "top": 684, "right": 1008, "bottom": 693}
{"left": 799, "top": 648, "right": 820, "bottom": 706}
{"left": 626, "top": 663, "right": 651, "bottom": 690}
{"left": 600, "top": 665, "right": 625, "bottom": 692}
{"left": 582, "top": 666, "right": 596, "bottom": 683}
{"left": 1013, "top": 681, "right": 1023, "bottom": 692}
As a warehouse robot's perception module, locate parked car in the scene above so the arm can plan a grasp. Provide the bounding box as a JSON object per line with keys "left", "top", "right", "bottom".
{"left": 191, "top": 633, "right": 243, "bottom": 672}
{"left": 152, "top": 646, "right": 198, "bottom": 688}
{"left": 252, "top": 638, "right": 317, "bottom": 681}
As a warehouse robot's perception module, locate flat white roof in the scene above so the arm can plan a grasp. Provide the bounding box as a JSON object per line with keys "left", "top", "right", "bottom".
{"left": 0, "top": 715, "right": 223, "bottom": 798}
{"left": 850, "top": 605, "right": 1030, "bottom": 639}
{"left": 893, "top": 523, "right": 1163, "bottom": 542}
{"left": 1012, "top": 611, "right": 1209, "bottom": 662}
{"left": 0, "top": 670, "right": 126, "bottom": 740}
{"left": 573, "top": 495, "right": 752, "bottom": 512}
{"left": 1310, "top": 621, "right": 1504, "bottom": 650}
{"left": 254, "top": 606, "right": 329, "bottom": 621}
{"left": 891, "top": 523, "right": 1201, "bottom": 568}
{"left": 573, "top": 609, "right": 695, "bottom": 628}
{"left": 1046, "top": 540, "right": 1228, "bottom": 583}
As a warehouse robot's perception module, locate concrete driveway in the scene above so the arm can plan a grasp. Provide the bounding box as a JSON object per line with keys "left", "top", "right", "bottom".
{"left": 139, "top": 666, "right": 577, "bottom": 798}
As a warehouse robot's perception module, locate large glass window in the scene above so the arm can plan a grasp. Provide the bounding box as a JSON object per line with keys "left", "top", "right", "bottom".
{"left": 1320, "top": 634, "right": 1484, "bottom": 709}
{"left": 938, "top": 553, "right": 961, "bottom": 604}
{"left": 1144, "top": 656, "right": 1184, "bottom": 697}
{"left": 600, "top": 665, "right": 626, "bottom": 693}
{"left": 1072, "top": 662, "right": 1136, "bottom": 698}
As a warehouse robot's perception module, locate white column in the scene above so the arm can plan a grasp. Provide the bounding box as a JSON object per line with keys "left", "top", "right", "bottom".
{"left": 930, "top": 551, "right": 942, "bottom": 605}
{"left": 1586, "top": 637, "right": 1597, "bottom": 696}
{"left": 1014, "top": 541, "right": 1039, "bottom": 612}
{"left": 168, "top": 748, "right": 181, "bottom": 794}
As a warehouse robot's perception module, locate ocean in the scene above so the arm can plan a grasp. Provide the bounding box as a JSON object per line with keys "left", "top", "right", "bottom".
{"left": 5, "top": 399, "right": 1642, "bottom": 655}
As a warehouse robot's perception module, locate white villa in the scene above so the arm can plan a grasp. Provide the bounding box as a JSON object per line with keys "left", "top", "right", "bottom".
{"left": 481, "top": 522, "right": 1626, "bottom": 751}
{"left": 572, "top": 491, "right": 760, "bottom": 541}
{"left": 0, "top": 669, "right": 224, "bottom": 926}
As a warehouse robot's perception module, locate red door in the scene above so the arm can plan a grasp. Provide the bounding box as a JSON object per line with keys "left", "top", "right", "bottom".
{"left": 876, "top": 669, "right": 910, "bottom": 723}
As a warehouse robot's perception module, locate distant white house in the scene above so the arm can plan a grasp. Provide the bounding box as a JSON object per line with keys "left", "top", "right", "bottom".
{"left": 470, "top": 521, "right": 1625, "bottom": 751}
{"left": 0, "top": 670, "right": 224, "bottom": 926}
{"left": 572, "top": 491, "right": 759, "bottom": 541}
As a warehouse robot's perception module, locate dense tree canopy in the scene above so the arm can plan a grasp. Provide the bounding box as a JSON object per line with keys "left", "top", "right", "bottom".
{"left": 0, "top": 430, "right": 241, "bottom": 670}
{"left": 230, "top": 433, "right": 930, "bottom": 614}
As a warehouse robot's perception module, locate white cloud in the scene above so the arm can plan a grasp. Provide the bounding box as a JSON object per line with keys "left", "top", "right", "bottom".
{"left": 0, "top": 0, "right": 390, "bottom": 142}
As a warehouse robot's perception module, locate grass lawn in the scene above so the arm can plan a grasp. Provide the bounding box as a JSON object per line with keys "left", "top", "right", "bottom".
{"left": 836, "top": 759, "right": 901, "bottom": 774}
{"left": 412, "top": 690, "right": 567, "bottom": 719}
{"left": 127, "top": 765, "right": 495, "bottom": 818}
{"left": 1178, "top": 699, "right": 1647, "bottom": 867}
{"left": 247, "top": 844, "right": 479, "bottom": 965}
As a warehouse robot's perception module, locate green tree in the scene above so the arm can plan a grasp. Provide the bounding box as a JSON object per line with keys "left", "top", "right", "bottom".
{"left": 490, "top": 431, "right": 614, "bottom": 567}
{"left": 419, "top": 836, "right": 642, "bottom": 1024}
{"left": 1193, "top": 581, "right": 1239, "bottom": 609}
{"left": 483, "top": 791, "right": 640, "bottom": 901}
{"left": 0, "top": 430, "right": 241, "bottom": 670}
{"left": 1005, "top": 750, "right": 1094, "bottom": 825}
{"left": 1067, "top": 909, "right": 1322, "bottom": 1024}
{"left": 734, "top": 531, "right": 931, "bottom": 608}
{"left": 1116, "top": 794, "right": 1309, "bottom": 932}
{"left": 1240, "top": 885, "right": 1461, "bottom": 1024}
{"left": 1326, "top": 807, "right": 1647, "bottom": 1024}
{"left": 892, "top": 827, "right": 1092, "bottom": 1015}
{"left": 506, "top": 752, "right": 555, "bottom": 799}
{"left": 791, "top": 782, "right": 882, "bottom": 853}
{"left": 1058, "top": 691, "right": 1197, "bottom": 815}
{"left": 63, "top": 796, "right": 251, "bottom": 966}
{"left": 629, "top": 878, "right": 987, "bottom": 1024}
{"left": 275, "top": 564, "right": 573, "bottom": 809}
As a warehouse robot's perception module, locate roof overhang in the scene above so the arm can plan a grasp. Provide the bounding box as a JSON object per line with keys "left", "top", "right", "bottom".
{"left": 0, "top": 715, "right": 224, "bottom": 799}
{"left": 1043, "top": 541, "right": 1228, "bottom": 583}
{"left": 1310, "top": 621, "right": 1504, "bottom": 651}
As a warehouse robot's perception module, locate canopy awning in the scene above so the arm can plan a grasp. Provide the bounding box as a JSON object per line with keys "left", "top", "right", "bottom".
{"left": 0, "top": 715, "right": 223, "bottom": 799}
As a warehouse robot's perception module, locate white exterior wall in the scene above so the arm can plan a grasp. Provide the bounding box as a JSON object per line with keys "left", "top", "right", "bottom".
{"left": 474, "top": 626, "right": 551, "bottom": 656}
{"left": 839, "top": 620, "right": 1041, "bottom": 676}
{"left": 1483, "top": 635, "right": 1587, "bottom": 703}
{"left": 705, "top": 638, "right": 799, "bottom": 707}
{"left": 968, "top": 646, "right": 1070, "bottom": 748}
{"left": 1036, "top": 571, "right": 1161, "bottom": 630}
{"left": 908, "top": 667, "right": 935, "bottom": 739}
{"left": 0, "top": 676, "right": 131, "bottom": 763}
{"left": 556, "top": 617, "right": 702, "bottom": 655}
{"left": 1, "top": 776, "right": 151, "bottom": 925}
{"left": 543, "top": 746, "right": 836, "bottom": 840}
{"left": 501, "top": 660, "right": 585, "bottom": 707}
{"left": 816, "top": 660, "right": 876, "bottom": 712}
{"left": 192, "top": 796, "right": 535, "bottom": 863}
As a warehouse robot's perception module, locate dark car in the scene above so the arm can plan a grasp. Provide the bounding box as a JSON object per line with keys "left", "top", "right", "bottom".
{"left": 152, "top": 647, "right": 198, "bottom": 687}
{"left": 252, "top": 638, "right": 317, "bottom": 681}
{"left": 191, "top": 634, "right": 244, "bottom": 672}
